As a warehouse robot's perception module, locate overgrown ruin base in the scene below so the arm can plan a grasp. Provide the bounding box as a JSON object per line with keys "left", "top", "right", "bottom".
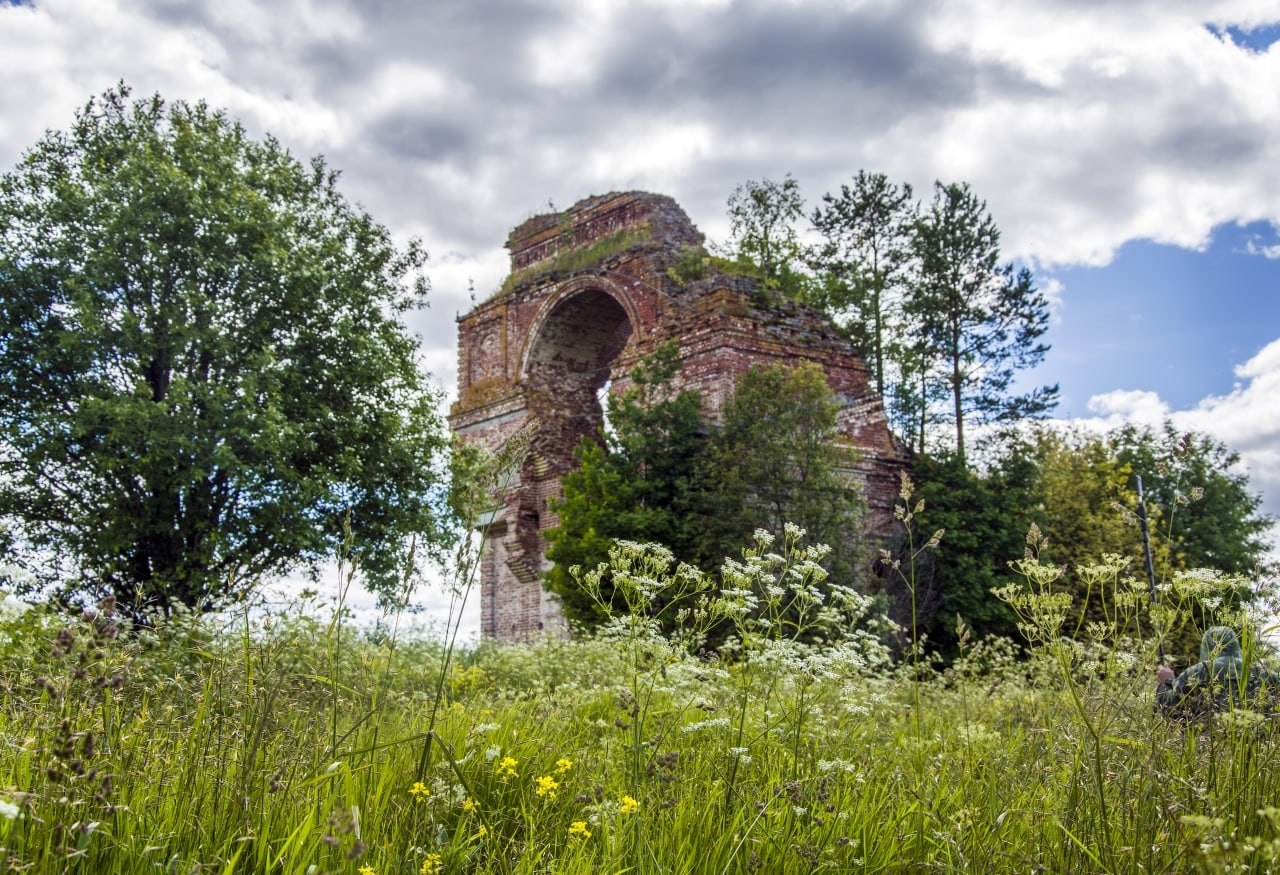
{"left": 449, "top": 192, "right": 908, "bottom": 641}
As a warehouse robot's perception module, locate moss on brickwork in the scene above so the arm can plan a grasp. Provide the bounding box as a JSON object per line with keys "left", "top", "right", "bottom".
{"left": 493, "top": 227, "right": 652, "bottom": 299}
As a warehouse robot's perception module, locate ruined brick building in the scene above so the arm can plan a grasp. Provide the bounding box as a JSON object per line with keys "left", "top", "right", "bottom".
{"left": 449, "top": 192, "right": 908, "bottom": 641}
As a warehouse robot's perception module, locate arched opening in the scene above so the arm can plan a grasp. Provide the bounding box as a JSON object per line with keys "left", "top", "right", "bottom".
{"left": 508, "top": 287, "right": 634, "bottom": 605}
{"left": 523, "top": 287, "right": 634, "bottom": 462}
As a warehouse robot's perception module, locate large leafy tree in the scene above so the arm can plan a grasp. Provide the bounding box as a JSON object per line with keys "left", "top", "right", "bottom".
{"left": 903, "top": 423, "right": 1272, "bottom": 653}
{"left": 545, "top": 352, "right": 868, "bottom": 630}
{"left": 0, "top": 85, "right": 449, "bottom": 619}
{"left": 1108, "top": 421, "right": 1273, "bottom": 576}
{"left": 910, "top": 182, "right": 1058, "bottom": 460}
{"left": 697, "top": 361, "right": 866, "bottom": 588}
{"left": 900, "top": 450, "right": 1034, "bottom": 647}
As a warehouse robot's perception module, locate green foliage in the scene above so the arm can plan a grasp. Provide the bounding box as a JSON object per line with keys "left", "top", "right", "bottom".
{"left": 496, "top": 227, "right": 650, "bottom": 297}
{"left": 698, "top": 361, "right": 867, "bottom": 591}
{"left": 0, "top": 85, "right": 448, "bottom": 618}
{"left": 4, "top": 528, "right": 1280, "bottom": 873}
{"left": 1109, "top": 421, "right": 1274, "bottom": 576}
{"left": 808, "top": 171, "right": 916, "bottom": 399}
{"left": 904, "top": 423, "right": 1272, "bottom": 654}
{"left": 723, "top": 174, "right": 810, "bottom": 298}
{"left": 909, "top": 181, "right": 1058, "bottom": 459}
{"left": 900, "top": 453, "right": 1031, "bottom": 647}
{"left": 665, "top": 244, "right": 709, "bottom": 285}
{"left": 546, "top": 350, "right": 869, "bottom": 634}
{"left": 544, "top": 343, "right": 707, "bottom": 628}
{"left": 761, "top": 171, "right": 1063, "bottom": 456}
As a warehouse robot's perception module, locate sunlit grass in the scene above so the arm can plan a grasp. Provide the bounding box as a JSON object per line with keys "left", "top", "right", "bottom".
{"left": 1, "top": 530, "right": 1278, "bottom": 873}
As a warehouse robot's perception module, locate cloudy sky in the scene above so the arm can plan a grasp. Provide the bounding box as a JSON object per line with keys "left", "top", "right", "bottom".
{"left": 2, "top": 0, "right": 1278, "bottom": 626}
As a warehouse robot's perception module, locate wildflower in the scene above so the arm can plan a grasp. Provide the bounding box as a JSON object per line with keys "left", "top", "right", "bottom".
{"left": 420, "top": 853, "right": 444, "bottom": 875}
{"left": 0, "top": 798, "right": 20, "bottom": 821}
{"left": 461, "top": 797, "right": 479, "bottom": 813}
{"left": 409, "top": 781, "right": 429, "bottom": 801}
{"left": 554, "top": 757, "right": 573, "bottom": 775}
{"left": 496, "top": 756, "right": 518, "bottom": 779}
{"left": 569, "top": 820, "right": 592, "bottom": 839}
{"left": 535, "top": 775, "right": 560, "bottom": 799}
{"left": 474, "top": 823, "right": 489, "bottom": 839}
{"left": 358, "top": 867, "right": 376, "bottom": 875}
{"left": 681, "top": 716, "right": 730, "bottom": 733}
{"left": 619, "top": 795, "right": 639, "bottom": 815}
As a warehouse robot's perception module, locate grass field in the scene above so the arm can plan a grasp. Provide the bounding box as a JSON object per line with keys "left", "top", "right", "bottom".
{"left": 0, "top": 532, "right": 1277, "bottom": 874}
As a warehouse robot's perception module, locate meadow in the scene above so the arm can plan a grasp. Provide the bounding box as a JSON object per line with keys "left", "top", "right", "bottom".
{"left": 1, "top": 527, "right": 1277, "bottom": 874}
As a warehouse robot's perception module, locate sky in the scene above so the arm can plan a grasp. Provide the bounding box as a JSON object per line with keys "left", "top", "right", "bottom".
{"left": 1, "top": 0, "right": 1278, "bottom": 631}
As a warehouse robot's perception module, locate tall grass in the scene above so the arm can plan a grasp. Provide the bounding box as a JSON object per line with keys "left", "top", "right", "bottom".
{"left": 1, "top": 524, "right": 1278, "bottom": 872}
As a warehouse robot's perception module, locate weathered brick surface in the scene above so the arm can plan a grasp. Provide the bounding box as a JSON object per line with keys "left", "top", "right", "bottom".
{"left": 449, "top": 192, "right": 909, "bottom": 642}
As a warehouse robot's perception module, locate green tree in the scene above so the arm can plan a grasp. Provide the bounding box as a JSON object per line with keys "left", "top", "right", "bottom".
{"left": 808, "top": 171, "right": 916, "bottom": 399}
{"left": 698, "top": 362, "right": 866, "bottom": 589}
{"left": 0, "top": 85, "right": 448, "bottom": 619}
{"left": 1024, "top": 428, "right": 1148, "bottom": 569}
{"left": 724, "top": 174, "right": 808, "bottom": 297}
{"left": 1109, "top": 421, "right": 1273, "bottom": 576}
{"left": 546, "top": 355, "right": 870, "bottom": 630}
{"left": 903, "top": 422, "right": 1272, "bottom": 655}
{"left": 900, "top": 450, "right": 1033, "bottom": 649}
{"left": 910, "top": 181, "right": 1058, "bottom": 460}
{"left": 544, "top": 343, "right": 707, "bottom": 627}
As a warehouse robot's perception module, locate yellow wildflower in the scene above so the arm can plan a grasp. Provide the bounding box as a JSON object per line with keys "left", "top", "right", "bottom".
{"left": 496, "top": 756, "right": 518, "bottom": 779}
{"left": 535, "top": 775, "right": 560, "bottom": 799}
{"left": 358, "top": 867, "right": 376, "bottom": 875}
{"left": 619, "top": 795, "right": 639, "bottom": 815}
{"left": 474, "top": 824, "right": 489, "bottom": 839}
{"left": 461, "top": 797, "right": 479, "bottom": 813}
{"left": 554, "top": 757, "right": 573, "bottom": 775}
{"left": 420, "top": 853, "right": 444, "bottom": 875}
{"left": 568, "top": 820, "right": 591, "bottom": 839}
{"left": 409, "top": 781, "right": 429, "bottom": 801}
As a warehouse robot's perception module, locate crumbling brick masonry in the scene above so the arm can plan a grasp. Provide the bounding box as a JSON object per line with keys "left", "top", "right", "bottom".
{"left": 449, "top": 192, "right": 909, "bottom": 641}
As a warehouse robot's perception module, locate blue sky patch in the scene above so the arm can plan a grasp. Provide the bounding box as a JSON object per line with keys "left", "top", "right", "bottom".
{"left": 1041, "top": 222, "right": 1280, "bottom": 416}
{"left": 1206, "top": 22, "right": 1280, "bottom": 52}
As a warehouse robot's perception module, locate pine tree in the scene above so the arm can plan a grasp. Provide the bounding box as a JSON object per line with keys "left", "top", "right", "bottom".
{"left": 910, "top": 181, "right": 1058, "bottom": 460}
{"left": 809, "top": 171, "right": 916, "bottom": 399}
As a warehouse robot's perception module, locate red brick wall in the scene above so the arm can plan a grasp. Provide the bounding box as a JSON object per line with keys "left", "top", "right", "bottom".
{"left": 449, "top": 192, "right": 909, "bottom": 641}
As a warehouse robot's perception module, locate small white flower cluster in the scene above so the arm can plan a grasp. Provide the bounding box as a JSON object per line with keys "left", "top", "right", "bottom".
{"left": 681, "top": 716, "right": 730, "bottom": 734}
{"left": 817, "top": 758, "right": 857, "bottom": 774}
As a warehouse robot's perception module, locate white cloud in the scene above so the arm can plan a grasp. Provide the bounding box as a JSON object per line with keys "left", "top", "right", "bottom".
{"left": 1085, "top": 389, "right": 1172, "bottom": 427}
{"left": 1178, "top": 340, "right": 1280, "bottom": 526}
{"left": 3, "top": 0, "right": 1278, "bottom": 270}
{"left": 4, "top": 0, "right": 1279, "bottom": 610}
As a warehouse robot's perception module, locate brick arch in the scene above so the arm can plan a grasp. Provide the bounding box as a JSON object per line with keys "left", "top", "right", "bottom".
{"left": 507, "top": 279, "right": 640, "bottom": 622}
{"left": 517, "top": 273, "right": 641, "bottom": 384}
{"left": 449, "top": 191, "right": 909, "bottom": 641}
